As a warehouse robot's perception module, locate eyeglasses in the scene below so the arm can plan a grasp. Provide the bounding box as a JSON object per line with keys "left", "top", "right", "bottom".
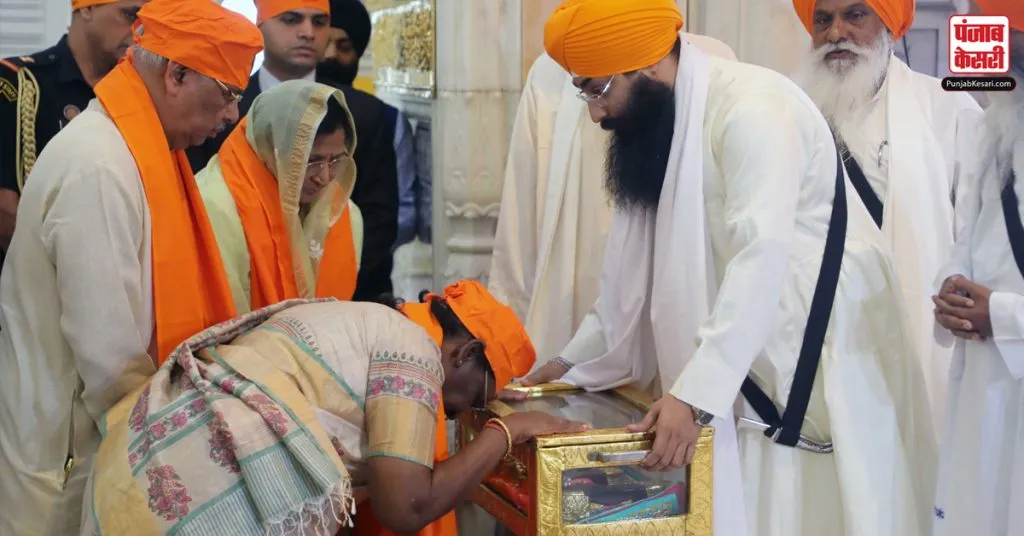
{"left": 213, "top": 78, "right": 244, "bottom": 104}
{"left": 576, "top": 75, "right": 615, "bottom": 103}
{"left": 119, "top": 7, "right": 139, "bottom": 23}
{"left": 305, "top": 155, "right": 347, "bottom": 176}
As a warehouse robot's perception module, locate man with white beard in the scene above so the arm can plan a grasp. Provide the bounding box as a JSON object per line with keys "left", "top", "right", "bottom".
{"left": 932, "top": 2, "right": 1024, "bottom": 534}
{"left": 791, "top": 0, "right": 984, "bottom": 439}
{"left": 528, "top": 0, "right": 937, "bottom": 533}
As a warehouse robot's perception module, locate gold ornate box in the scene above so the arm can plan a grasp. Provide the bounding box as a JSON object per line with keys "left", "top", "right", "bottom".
{"left": 456, "top": 383, "right": 713, "bottom": 536}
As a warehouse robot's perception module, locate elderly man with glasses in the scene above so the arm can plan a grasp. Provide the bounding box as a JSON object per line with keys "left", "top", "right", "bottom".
{"left": 0, "top": 0, "right": 149, "bottom": 266}
{"left": 0, "top": 1, "right": 262, "bottom": 534}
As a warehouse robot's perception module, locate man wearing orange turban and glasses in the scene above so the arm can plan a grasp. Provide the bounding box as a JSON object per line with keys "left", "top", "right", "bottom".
{"left": 790, "top": 0, "right": 985, "bottom": 441}
{"left": 0, "top": 0, "right": 146, "bottom": 264}
{"left": 0, "top": 1, "right": 262, "bottom": 534}
{"left": 526, "top": 0, "right": 937, "bottom": 534}
{"left": 490, "top": 34, "right": 736, "bottom": 372}
{"left": 932, "top": 2, "right": 1024, "bottom": 534}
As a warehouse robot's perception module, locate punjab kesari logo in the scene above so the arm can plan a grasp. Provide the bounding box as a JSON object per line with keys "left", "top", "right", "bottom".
{"left": 943, "top": 15, "right": 1016, "bottom": 92}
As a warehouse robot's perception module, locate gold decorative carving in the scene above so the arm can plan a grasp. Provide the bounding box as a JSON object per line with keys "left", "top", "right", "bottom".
{"left": 366, "top": 0, "right": 435, "bottom": 97}
{"left": 534, "top": 431, "right": 714, "bottom": 536}
{"left": 458, "top": 385, "right": 715, "bottom": 535}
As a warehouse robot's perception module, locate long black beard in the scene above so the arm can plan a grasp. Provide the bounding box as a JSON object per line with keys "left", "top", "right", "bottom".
{"left": 604, "top": 76, "right": 676, "bottom": 212}
{"left": 317, "top": 59, "right": 359, "bottom": 87}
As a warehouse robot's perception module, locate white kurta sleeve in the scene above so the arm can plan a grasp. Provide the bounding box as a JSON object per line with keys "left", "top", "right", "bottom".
{"left": 488, "top": 80, "right": 541, "bottom": 321}
{"left": 950, "top": 98, "right": 984, "bottom": 243}
{"left": 669, "top": 94, "right": 807, "bottom": 418}
{"left": 559, "top": 309, "right": 608, "bottom": 365}
{"left": 40, "top": 163, "right": 156, "bottom": 420}
{"left": 988, "top": 291, "right": 1024, "bottom": 379}
{"left": 935, "top": 97, "right": 984, "bottom": 285}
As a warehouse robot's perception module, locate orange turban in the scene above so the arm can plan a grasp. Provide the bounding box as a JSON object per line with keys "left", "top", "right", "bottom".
{"left": 256, "top": 0, "right": 330, "bottom": 25}
{"left": 544, "top": 0, "right": 683, "bottom": 78}
{"left": 134, "top": 0, "right": 263, "bottom": 89}
{"left": 976, "top": 0, "right": 1024, "bottom": 32}
{"left": 792, "top": 0, "right": 915, "bottom": 39}
{"left": 401, "top": 280, "right": 536, "bottom": 391}
{"left": 71, "top": 0, "right": 116, "bottom": 10}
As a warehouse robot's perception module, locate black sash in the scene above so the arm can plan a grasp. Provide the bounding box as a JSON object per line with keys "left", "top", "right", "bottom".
{"left": 1001, "top": 172, "right": 1024, "bottom": 280}
{"left": 739, "top": 142, "right": 847, "bottom": 449}
{"left": 843, "top": 154, "right": 883, "bottom": 227}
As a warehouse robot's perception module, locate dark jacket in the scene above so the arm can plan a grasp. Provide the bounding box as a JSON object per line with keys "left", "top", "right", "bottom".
{"left": 186, "top": 72, "right": 398, "bottom": 300}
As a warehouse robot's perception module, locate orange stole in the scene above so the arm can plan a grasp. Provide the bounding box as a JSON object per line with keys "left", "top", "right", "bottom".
{"left": 217, "top": 119, "right": 358, "bottom": 308}
{"left": 353, "top": 406, "right": 458, "bottom": 536}
{"left": 93, "top": 58, "right": 236, "bottom": 364}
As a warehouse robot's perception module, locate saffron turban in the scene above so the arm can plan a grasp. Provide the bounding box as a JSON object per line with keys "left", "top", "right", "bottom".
{"left": 544, "top": 0, "right": 684, "bottom": 78}
{"left": 71, "top": 0, "right": 116, "bottom": 10}
{"left": 976, "top": 0, "right": 1024, "bottom": 31}
{"left": 401, "top": 280, "right": 537, "bottom": 392}
{"left": 256, "top": 0, "right": 330, "bottom": 25}
{"left": 792, "top": 0, "right": 915, "bottom": 39}
{"left": 135, "top": 0, "right": 263, "bottom": 89}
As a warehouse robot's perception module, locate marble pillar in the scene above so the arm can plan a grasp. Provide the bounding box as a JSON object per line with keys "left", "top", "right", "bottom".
{"left": 686, "top": 0, "right": 810, "bottom": 74}
{"left": 431, "top": 0, "right": 523, "bottom": 289}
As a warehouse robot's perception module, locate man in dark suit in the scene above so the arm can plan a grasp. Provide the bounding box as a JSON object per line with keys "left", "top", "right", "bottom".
{"left": 319, "top": 0, "right": 428, "bottom": 252}
{"left": 186, "top": 0, "right": 398, "bottom": 300}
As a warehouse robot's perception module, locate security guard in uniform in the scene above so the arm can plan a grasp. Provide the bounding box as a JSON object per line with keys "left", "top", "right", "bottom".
{"left": 0, "top": 0, "right": 145, "bottom": 258}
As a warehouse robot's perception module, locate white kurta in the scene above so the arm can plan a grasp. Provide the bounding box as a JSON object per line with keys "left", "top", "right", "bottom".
{"left": 839, "top": 57, "right": 983, "bottom": 439}
{"left": 489, "top": 35, "right": 737, "bottom": 365}
{"left": 559, "top": 47, "right": 936, "bottom": 536}
{"left": 0, "top": 100, "right": 156, "bottom": 536}
{"left": 932, "top": 141, "right": 1024, "bottom": 536}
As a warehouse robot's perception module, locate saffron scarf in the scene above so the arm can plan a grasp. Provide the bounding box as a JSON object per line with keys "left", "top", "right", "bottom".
{"left": 210, "top": 81, "right": 359, "bottom": 309}
{"left": 93, "top": 55, "right": 236, "bottom": 364}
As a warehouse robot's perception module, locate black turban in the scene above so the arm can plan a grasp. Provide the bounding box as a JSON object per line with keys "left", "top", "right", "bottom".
{"left": 330, "top": 0, "right": 372, "bottom": 57}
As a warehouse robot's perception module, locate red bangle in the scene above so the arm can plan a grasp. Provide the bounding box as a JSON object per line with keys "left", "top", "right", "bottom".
{"left": 483, "top": 420, "right": 512, "bottom": 457}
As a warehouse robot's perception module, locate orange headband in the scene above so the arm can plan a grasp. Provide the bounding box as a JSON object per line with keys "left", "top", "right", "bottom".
{"left": 255, "top": 0, "right": 331, "bottom": 25}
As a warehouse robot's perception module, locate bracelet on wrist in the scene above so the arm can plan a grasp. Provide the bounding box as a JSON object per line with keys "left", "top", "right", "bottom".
{"left": 484, "top": 418, "right": 513, "bottom": 458}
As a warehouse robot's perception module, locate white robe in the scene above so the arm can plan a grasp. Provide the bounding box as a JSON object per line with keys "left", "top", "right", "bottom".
{"left": 932, "top": 139, "right": 1024, "bottom": 536}
{"left": 839, "top": 56, "right": 983, "bottom": 439}
{"left": 0, "top": 100, "right": 157, "bottom": 536}
{"left": 558, "top": 42, "right": 936, "bottom": 536}
{"left": 489, "top": 35, "right": 737, "bottom": 365}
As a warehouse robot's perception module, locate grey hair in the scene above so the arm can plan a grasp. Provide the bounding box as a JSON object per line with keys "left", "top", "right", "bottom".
{"left": 131, "top": 44, "right": 169, "bottom": 71}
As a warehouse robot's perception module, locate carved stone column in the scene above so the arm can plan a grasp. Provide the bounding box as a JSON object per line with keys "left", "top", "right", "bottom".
{"left": 431, "top": 0, "right": 523, "bottom": 288}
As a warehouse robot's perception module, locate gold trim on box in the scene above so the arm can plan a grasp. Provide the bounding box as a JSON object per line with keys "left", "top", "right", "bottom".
{"left": 535, "top": 429, "right": 714, "bottom": 536}
{"left": 504, "top": 382, "right": 580, "bottom": 396}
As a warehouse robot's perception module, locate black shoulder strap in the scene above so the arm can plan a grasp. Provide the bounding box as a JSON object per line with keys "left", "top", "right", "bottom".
{"left": 1001, "top": 172, "right": 1024, "bottom": 280}
{"left": 740, "top": 140, "right": 847, "bottom": 448}
{"left": 843, "top": 153, "right": 882, "bottom": 228}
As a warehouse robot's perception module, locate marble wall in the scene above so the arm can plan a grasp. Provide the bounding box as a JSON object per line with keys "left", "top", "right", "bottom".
{"left": 429, "top": 0, "right": 523, "bottom": 288}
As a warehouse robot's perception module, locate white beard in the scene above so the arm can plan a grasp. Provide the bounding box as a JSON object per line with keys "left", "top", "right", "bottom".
{"left": 982, "top": 66, "right": 1024, "bottom": 181}
{"left": 793, "top": 32, "right": 893, "bottom": 147}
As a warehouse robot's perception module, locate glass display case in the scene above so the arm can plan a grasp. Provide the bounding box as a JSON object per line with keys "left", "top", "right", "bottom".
{"left": 364, "top": 0, "right": 435, "bottom": 98}
{"left": 457, "top": 383, "right": 713, "bottom": 535}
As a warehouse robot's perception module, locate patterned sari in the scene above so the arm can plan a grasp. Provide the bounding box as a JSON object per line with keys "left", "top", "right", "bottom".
{"left": 84, "top": 299, "right": 445, "bottom": 536}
